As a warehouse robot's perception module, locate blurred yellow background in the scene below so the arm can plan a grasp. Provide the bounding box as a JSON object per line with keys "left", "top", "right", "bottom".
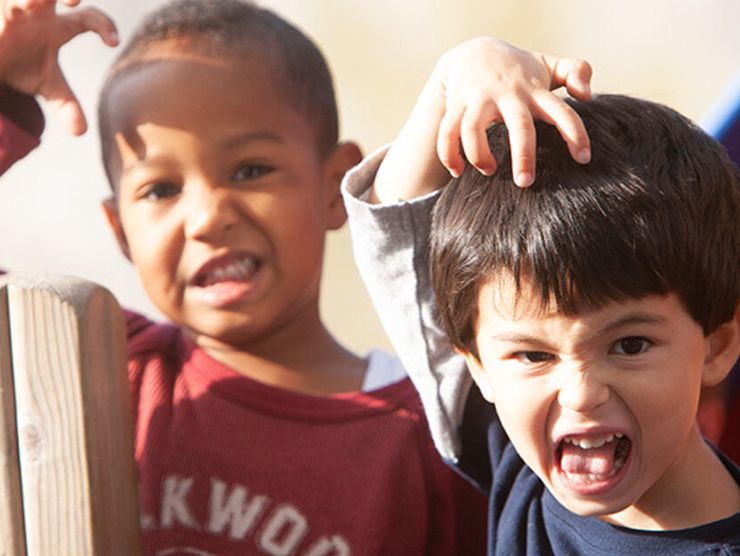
{"left": 1, "top": 0, "right": 738, "bottom": 355}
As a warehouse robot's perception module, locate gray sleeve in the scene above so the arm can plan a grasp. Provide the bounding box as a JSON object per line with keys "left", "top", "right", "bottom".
{"left": 341, "top": 148, "right": 472, "bottom": 463}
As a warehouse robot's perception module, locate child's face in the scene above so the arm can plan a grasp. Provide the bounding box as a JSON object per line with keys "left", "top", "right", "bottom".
{"left": 102, "top": 48, "right": 357, "bottom": 350}
{"left": 464, "top": 276, "right": 730, "bottom": 527}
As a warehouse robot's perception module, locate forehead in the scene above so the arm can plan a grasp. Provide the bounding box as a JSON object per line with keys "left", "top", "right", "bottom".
{"left": 476, "top": 271, "right": 556, "bottom": 322}
{"left": 105, "top": 47, "right": 302, "bottom": 132}
{"left": 101, "top": 47, "right": 319, "bottom": 186}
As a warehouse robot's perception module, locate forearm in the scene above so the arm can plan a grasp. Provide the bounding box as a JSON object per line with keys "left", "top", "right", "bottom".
{"left": 371, "top": 71, "right": 451, "bottom": 204}
{"left": 343, "top": 149, "right": 471, "bottom": 463}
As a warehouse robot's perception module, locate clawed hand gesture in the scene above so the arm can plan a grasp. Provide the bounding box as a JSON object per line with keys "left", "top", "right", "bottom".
{"left": 434, "top": 38, "right": 593, "bottom": 186}
{"left": 0, "top": 0, "right": 118, "bottom": 135}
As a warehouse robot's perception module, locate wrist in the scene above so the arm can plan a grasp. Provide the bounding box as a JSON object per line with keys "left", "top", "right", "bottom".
{"left": 0, "top": 84, "right": 45, "bottom": 138}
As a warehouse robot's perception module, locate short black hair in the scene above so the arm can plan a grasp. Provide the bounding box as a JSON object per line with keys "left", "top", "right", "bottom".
{"left": 431, "top": 94, "right": 740, "bottom": 356}
{"left": 98, "top": 0, "right": 338, "bottom": 184}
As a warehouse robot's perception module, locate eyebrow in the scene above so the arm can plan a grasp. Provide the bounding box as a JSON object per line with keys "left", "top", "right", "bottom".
{"left": 594, "top": 313, "right": 668, "bottom": 337}
{"left": 119, "top": 130, "right": 286, "bottom": 176}
{"left": 489, "top": 312, "right": 669, "bottom": 345}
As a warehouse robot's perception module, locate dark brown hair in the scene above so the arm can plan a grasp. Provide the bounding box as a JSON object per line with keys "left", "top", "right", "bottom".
{"left": 431, "top": 94, "right": 740, "bottom": 356}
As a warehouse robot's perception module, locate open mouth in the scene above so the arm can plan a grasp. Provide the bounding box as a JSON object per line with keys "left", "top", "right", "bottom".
{"left": 189, "top": 254, "right": 264, "bottom": 307}
{"left": 193, "top": 255, "right": 261, "bottom": 288}
{"left": 556, "top": 433, "right": 632, "bottom": 486}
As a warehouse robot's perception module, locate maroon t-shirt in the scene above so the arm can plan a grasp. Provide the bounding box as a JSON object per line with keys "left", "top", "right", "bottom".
{"left": 125, "top": 311, "right": 487, "bottom": 555}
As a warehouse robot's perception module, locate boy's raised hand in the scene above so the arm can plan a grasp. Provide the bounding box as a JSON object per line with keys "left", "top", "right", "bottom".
{"left": 0, "top": 0, "right": 118, "bottom": 135}
{"left": 373, "top": 38, "right": 593, "bottom": 203}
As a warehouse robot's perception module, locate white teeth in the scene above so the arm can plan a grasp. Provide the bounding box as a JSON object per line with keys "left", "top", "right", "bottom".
{"left": 564, "top": 433, "right": 622, "bottom": 450}
{"left": 205, "top": 258, "right": 256, "bottom": 283}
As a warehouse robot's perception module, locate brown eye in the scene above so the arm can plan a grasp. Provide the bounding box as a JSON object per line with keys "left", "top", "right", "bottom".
{"left": 515, "top": 351, "right": 554, "bottom": 364}
{"left": 612, "top": 337, "right": 650, "bottom": 356}
{"left": 233, "top": 164, "right": 273, "bottom": 181}
{"left": 142, "top": 182, "right": 180, "bottom": 201}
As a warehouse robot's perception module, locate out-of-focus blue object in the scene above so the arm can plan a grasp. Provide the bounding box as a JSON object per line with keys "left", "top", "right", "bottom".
{"left": 703, "top": 73, "right": 740, "bottom": 165}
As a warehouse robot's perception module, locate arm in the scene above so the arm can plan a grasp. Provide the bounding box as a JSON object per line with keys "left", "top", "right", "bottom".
{"left": 0, "top": 0, "right": 118, "bottom": 137}
{"left": 344, "top": 38, "right": 593, "bottom": 466}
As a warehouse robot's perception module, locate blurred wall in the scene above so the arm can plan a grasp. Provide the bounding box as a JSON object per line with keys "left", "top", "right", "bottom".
{"left": 0, "top": 0, "right": 738, "bottom": 355}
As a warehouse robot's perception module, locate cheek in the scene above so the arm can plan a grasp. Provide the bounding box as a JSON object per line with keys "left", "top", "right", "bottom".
{"left": 626, "top": 367, "right": 700, "bottom": 445}
{"left": 629, "top": 346, "right": 704, "bottom": 426}
{"left": 122, "top": 207, "right": 179, "bottom": 256}
{"left": 487, "top": 372, "right": 553, "bottom": 466}
{"left": 495, "top": 394, "right": 552, "bottom": 475}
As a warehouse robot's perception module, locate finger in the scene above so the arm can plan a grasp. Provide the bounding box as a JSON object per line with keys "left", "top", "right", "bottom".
{"left": 562, "top": 59, "right": 593, "bottom": 101}
{"left": 543, "top": 55, "right": 593, "bottom": 101}
{"left": 458, "top": 99, "right": 498, "bottom": 176}
{"left": 58, "top": 6, "right": 118, "bottom": 47}
{"left": 3, "top": 0, "right": 46, "bottom": 18}
{"left": 498, "top": 98, "right": 536, "bottom": 187}
{"left": 437, "top": 101, "right": 466, "bottom": 178}
{"left": 43, "top": 66, "right": 87, "bottom": 135}
{"left": 532, "top": 90, "right": 591, "bottom": 164}
{"left": 58, "top": 0, "right": 81, "bottom": 6}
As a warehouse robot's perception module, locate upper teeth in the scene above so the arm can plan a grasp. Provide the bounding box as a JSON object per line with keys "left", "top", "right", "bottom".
{"left": 564, "top": 433, "right": 623, "bottom": 450}
{"left": 208, "top": 258, "right": 256, "bottom": 282}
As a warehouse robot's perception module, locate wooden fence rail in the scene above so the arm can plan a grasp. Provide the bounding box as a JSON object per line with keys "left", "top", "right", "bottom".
{"left": 0, "top": 274, "right": 141, "bottom": 555}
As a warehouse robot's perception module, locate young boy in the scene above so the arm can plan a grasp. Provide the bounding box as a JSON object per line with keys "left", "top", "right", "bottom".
{"left": 343, "top": 42, "right": 740, "bottom": 552}
{"left": 1, "top": 1, "right": 597, "bottom": 554}
{"left": 2, "top": 1, "right": 484, "bottom": 553}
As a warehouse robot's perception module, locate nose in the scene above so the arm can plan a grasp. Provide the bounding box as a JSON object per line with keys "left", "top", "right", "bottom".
{"left": 556, "top": 365, "right": 610, "bottom": 413}
{"left": 184, "top": 187, "right": 238, "bottom": 242}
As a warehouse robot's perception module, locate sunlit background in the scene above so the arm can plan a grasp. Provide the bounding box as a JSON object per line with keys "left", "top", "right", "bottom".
{"left": 1, "top": 0, "right": 738, "bottom": 355}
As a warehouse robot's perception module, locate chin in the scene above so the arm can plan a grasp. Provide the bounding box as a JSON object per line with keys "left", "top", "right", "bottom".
{"left": 550, "top": 485, "right": 635, "bottom": 519}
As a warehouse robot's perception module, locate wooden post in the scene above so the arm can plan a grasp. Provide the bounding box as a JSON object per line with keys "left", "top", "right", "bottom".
{"left": 0, "top": 283, "right": 25, "bottom": 555}
{"left": 0, "top": 274, "right": 141, "bottom": 555}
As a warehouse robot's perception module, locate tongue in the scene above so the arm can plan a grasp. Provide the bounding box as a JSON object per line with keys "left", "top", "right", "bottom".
{"left": 560, "top": 439, "right": 617, "bottom": 475}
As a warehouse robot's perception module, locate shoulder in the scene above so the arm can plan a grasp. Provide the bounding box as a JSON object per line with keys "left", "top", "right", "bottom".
{"left": 124, "top": 309, "right": 183, "bottom": 385}
{"left": 125, "top": 310, "right": 180, "bottom": 353}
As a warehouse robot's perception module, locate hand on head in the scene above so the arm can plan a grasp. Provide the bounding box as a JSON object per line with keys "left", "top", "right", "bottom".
{"left": 372, "top": 37, "right": 593, "bottom": 204}
{"left": 0, "top": 0, "right": 118, "bottom": 135}
{"left": 434, "top": 37, "right": 593, "bottom": 187}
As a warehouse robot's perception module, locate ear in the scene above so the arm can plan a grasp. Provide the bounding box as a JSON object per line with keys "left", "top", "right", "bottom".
{"left": 321, "top": 141, "right": 363, "bottom": 230}
{"left": 102, "top": 197, "right": 132, "bottom": 261}
{"left": 460, "top": 348, "right": 496, "bottom": 404}
{"left": 702, "top": 303, "right": 740, "bottom": 387}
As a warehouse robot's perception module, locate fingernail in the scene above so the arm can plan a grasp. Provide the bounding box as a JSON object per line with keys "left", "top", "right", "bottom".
{"left": 578, "top": 148, "right": 591, "bottom": 164}
{"left": 479, "top": 165, "right": 494, "bottom": 176}
{"left": 516, "top": 172, "right": 534, "bottom": 187}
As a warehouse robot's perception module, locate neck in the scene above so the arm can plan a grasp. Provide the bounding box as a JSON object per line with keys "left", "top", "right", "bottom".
{"left": 189, "top": 308, "right": 366, "bottom": 396}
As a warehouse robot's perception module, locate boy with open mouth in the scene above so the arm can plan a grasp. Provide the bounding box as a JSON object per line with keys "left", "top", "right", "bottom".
{"left": 344, "top": 39, "right": 740, "bottom": 553}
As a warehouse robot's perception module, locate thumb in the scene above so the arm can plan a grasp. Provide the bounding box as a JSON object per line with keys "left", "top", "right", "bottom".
{"left": 545, "top": 55, "right": 593, "bottom": 101}
{"left": 57, "top": 6, "right": 119, "bottom": 47}
{"left": 42, "top": 66, "right": 87, "bottom": 135}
